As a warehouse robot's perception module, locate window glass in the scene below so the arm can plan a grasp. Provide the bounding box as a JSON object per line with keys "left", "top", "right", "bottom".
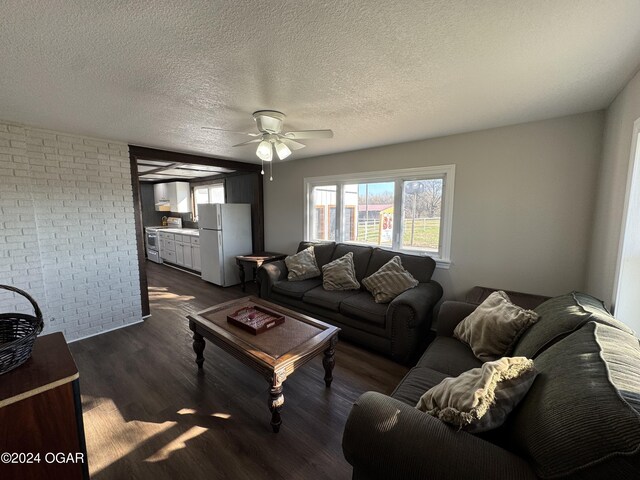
{"left": 343, "top": 182, "right": 394, "bottom": 246}
{"left": 194, "top": 183, "right": 225, "bottom": 220}
{"left": 310, "top": 185, "right": 336, "bottom": 241}
{"left": 401, "top": 179, "right": 443, "bottom": 253}
{"left": 304, "top": 166, "right": 454, "bottom": 264}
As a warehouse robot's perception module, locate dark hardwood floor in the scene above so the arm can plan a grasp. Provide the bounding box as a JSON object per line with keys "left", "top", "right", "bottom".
{"left": 69, "top": 261, "right": 408, "bottom": 480}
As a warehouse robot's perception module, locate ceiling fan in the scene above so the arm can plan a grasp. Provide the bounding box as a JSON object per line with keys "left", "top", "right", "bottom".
{"left": 202, "top": 110, "right": 333, "bottom": 180}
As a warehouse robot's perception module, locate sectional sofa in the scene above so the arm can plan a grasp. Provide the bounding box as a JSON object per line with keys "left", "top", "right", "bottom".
{"left": 342, "top": 292, "right": 640, "bottom": 479}
{"left": 256, "top": 241, "right": 443, "bottom": 364}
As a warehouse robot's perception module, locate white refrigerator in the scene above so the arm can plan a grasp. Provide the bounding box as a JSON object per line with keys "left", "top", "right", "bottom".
{"left": 198, "top": 203, "right": 252, "bottom": 287}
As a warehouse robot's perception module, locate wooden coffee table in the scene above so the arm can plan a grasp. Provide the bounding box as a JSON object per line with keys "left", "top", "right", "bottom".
{"left": 187, "top": 296, "right": 340, "bottom": 432}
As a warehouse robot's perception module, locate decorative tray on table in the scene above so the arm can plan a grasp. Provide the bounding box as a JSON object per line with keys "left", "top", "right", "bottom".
{"left": 227, "top": 306, "right": 285, "bottom": 335}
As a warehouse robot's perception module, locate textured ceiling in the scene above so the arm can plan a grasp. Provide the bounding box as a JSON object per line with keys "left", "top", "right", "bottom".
{"left": 2, "top": 1, "right": 640, "bottom": 164}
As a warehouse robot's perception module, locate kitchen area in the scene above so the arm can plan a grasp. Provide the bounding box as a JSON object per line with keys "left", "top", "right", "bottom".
{"left": 132, "top": 146, "right": 265, "bottom": 295}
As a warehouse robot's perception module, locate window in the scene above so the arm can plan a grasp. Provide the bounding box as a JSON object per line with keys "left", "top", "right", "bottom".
{"left": 304, "top": 166, "right": 455, "bottom": 266}
{"left": 193, "top": 183, "right": 225, "bottom": 220}
{"left": 309, "top": 185, "right": 336, "bottom": 241}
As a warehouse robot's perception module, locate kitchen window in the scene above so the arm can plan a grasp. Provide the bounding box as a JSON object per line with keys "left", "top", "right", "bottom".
{"left": 193, "top": 183, "right": 225, "bottom": 220}
{"left": 304, "top": 165, "right": 455, "bottom": 267}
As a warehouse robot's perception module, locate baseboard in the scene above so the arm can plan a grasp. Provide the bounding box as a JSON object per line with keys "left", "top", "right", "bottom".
{"left": 67, "top": 318, "right": 145, "bottom": 343}
{"left": 161, "top": 262, "right": 202, "bottom": 277}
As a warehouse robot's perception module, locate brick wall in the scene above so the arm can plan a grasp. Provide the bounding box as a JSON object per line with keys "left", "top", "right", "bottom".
{"left": 0, "top": 120, "right": 142, "bottom": 341}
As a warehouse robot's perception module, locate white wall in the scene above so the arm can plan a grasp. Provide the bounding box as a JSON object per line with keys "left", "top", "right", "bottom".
{"left": 0, "top": 120, "right": 142, "bottom": 341}
{"left": 264, "top": 112, "right": 604, "bottom": 301}
{"left": 587, "top": 68, "right": 640, "bottom": 310}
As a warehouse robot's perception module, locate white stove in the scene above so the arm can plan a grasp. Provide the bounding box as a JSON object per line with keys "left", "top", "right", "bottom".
{"left": 145, "top": 217, "right": 182, "bottom": 263}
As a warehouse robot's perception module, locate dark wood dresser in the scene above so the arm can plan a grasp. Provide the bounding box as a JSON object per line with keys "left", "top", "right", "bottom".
{"left": 0, "top": 332, "right": 89, "bottom": 480}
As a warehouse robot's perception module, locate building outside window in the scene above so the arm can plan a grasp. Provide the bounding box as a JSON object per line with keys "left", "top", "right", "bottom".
{"left": 304, "top": 166, "right": 455, "bottom": 267}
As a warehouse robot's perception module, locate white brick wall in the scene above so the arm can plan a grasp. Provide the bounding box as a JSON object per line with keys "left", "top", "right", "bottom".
{"left": 0, "top": 120, "right": 142, "bottom": 341}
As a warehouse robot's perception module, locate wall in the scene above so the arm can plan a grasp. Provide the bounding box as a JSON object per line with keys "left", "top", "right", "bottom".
{"left": 225, "top": 172, "right": 264, "bottom": 252}
{"left": 264, "top": 112, "right": 604, "bottom": 301}
{"left": 0, "top": 120, "right": 142, "bottom": 341}
{"left": 587, "top": 68, "right": 640, "bottom": 311}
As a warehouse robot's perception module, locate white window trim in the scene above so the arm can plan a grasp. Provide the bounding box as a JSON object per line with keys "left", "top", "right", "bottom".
{"left": 303, "top": 165, "right": 455, "bottom": 269}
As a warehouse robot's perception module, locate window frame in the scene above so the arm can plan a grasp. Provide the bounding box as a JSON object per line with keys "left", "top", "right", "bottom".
{"left": 303, "top": 165, "right": 455, "bottom": 268}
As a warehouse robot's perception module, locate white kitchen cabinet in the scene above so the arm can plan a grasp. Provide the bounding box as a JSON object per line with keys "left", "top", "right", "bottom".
{"left": 191, "top": 244, "right": 201, "bottom": 272}
{"left": 159, "top": 232, "right": 175, "bottom": 260}
{"left": 183, "top": 242, "right": 193, "bottom": 269}
{"left": 176, "top": 242, "right": 184, "bottom": 265}
{"left": 154, "top": 182, "right": 192, "bottom": 213}
{"left": 154, "top": 183, "right": 171, "bottom": 211}
{"left": 163, "top": 249, "right": 177, "bottom": 264}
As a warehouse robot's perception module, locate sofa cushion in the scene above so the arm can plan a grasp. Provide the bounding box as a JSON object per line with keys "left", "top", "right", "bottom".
{"left": 507, "top": 322, "right": 640, "bottom": 479}
{"left": 285, "top": 246, "right": 321, "bottom": 281}
{"left": 392, "top": 367, "right": 449, "bottom": 406}
{"left": 417, "top": 357, "right": 537, "bottom": 433}
{"left": 322, "top": 252, "right": 360, "bottom": 291}
{"left": 362, "top": 256, "right": 419, "bottom": 304}
{"left": 330, "top": 244, "right": 373, "bottom": 282}
{"left": 454, "top": 291, "right": 539, "bottom": 361}
{"left": 303, "top": 286, "right": 359, "bottom": 312}
{"left": 366, "top": 247, "right": 436, "bottom": 283}
{"left": 297, "top": 241, "right": 336, "bottom": 268}
{"left": 272, "top": 278, "right": 322, "bottom": 299}
{"left": 339, "top": 291, "right": 388, "bottom": 327}
{"left": 513, "top": 291, "right": 634, "bottom": 359}
{"left": 417, "top": 336, "right": 483, "bottom": 377}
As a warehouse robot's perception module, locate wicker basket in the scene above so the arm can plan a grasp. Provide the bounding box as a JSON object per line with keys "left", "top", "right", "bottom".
{"left": 0, "top": 285, "right": 44, "bottom": 375}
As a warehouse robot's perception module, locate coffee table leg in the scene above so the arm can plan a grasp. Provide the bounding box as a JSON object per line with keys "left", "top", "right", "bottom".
{"left": 323, "top": 336, "right": 337, "bottom": 387}
{"left": 192, "top": 331, "right": 205, "bottom": 369}
{"left": 268, "top": 376, "right": 284, "bottom": 433}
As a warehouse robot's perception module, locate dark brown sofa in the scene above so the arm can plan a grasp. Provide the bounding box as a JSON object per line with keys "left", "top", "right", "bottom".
{"left": 256, "top": 241, "right": 443, "bottom": 364}
{"left": 342, "top": 292, "right": 640, "bottom": 479}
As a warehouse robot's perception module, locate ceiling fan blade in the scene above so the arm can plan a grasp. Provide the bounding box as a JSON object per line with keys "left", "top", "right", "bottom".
{"left": 201, "top": 127, "right": 260, "bottom": 136}
{"left": 283, "top": 129, "right": 333, "bottom": 140}
{"left": 232, "top": 138, "right": 262, "bottom": 147}
{"left": 279, "top": 137, "right": 306, "bottom": 151}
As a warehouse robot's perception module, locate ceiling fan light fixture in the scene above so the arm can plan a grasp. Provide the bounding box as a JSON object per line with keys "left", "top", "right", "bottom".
{"left": 256, "top": 140, "right": 273, "bottom": 161}
{"left": 275, "top": 140, "right": 292, "bottom": 160}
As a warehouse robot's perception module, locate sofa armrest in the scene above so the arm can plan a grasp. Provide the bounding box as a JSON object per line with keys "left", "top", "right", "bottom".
{"left": 342, "top": 392, "right": 536, "bottom": 480}
{"left": 386, "top": 281, "right": 442, "bottom": 363}
{"left": 436, "top": 301, "right": 477, "bottom": 337}
{"left": 256, "top": 260, "right": 288, "bottom": 298}
{"left": 388, "top": 281, "right": 443, "bottom": 329}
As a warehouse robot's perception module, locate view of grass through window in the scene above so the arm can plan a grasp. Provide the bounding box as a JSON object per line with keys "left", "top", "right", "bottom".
{"left": 401, "top": 179, "right": 442, "bottom": 252}
{"left": 310, "top": 178, "right": 443, "bottom": 253}
{"left": 307, "top": 167, "right": 452, "bottom": 259}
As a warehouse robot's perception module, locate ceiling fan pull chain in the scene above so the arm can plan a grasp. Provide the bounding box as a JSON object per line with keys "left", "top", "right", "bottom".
{"left": 269, "top": 160, "right": 273, "bottom": 181}
{"left": 261, "top": 157, "right": 264, "bottom": 175}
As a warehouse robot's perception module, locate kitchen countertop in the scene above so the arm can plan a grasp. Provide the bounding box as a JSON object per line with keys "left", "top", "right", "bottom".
{"left": 161, "top": 228, "right": 200, "bottom": 236}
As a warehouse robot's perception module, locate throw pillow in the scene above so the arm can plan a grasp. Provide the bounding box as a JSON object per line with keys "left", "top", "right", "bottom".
{"left": 322, "top": 252, "right": 360, "bottom": 291}
{"left": 361, "top": 256, "right": 419, "bottom": 303}
{"left": 285, "top": 246, "right": 321, "bottom": 281}
{"left": 454, "top": 291, "right": 539, "bottom": 361}
{"left": 416, "top": 356, "right": 537, "bottom": 433}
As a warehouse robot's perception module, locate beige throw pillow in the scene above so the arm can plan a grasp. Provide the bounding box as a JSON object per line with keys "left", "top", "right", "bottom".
{"left": 362, "top": 256, "right": 419, "bottom": 303}
{"left": 322, "top": 252, "right": 360, "bottom": 291}
{"left": 285, "top": 246, "right": 321, "bottom": 281}
{"left": 454, "top": 291, "right": 539, "bottom": 361}
{"left": 416, "top": 356, "right": 537, "bottom": 433}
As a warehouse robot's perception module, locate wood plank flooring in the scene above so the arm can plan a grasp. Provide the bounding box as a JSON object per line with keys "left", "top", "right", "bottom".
{"left": 69, "top": 261, "right": 408, "bottom": 480}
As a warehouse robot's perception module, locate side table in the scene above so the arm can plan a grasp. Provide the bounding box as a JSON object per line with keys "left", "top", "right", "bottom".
{"left": 236, "top": 252, "right": 287, "bottom": 292}
{"left": 0, "top": 332, "right": 89, "bottom": 480}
